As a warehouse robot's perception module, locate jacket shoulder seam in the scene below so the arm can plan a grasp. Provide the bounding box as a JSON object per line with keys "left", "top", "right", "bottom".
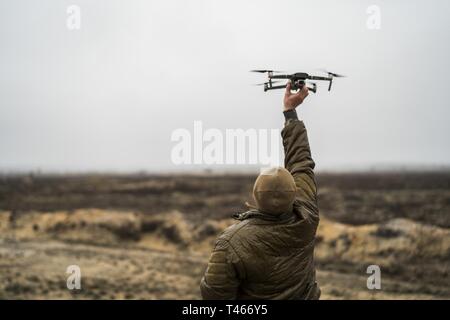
{"left": 219, "top": 219, "right": 251, "bottom": 242}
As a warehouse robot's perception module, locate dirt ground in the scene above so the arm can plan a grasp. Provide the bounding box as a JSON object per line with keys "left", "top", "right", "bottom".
{"left": 0, "top": 172, "right": 449, "bottom": 299}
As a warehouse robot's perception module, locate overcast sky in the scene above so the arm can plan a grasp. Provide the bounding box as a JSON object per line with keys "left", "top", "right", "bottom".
{"left": 1, "top": 0, "right": 449, "bottom": 173}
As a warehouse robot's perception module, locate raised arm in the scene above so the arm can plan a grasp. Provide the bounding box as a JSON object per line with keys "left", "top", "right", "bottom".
{"left": 281, "top": 82, "right": 318, "bottom": 206}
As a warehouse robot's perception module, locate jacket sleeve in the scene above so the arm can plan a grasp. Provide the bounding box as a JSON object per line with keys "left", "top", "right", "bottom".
{"left": 281, "top": 110, "right": 319, "bottom": 219}
{"left": 200, "top": 238, "right": 242, "bottom": 300}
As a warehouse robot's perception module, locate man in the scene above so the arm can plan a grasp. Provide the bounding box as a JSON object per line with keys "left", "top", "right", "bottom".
{"left": 200, "top": 82, "right": 320, "bottom": 300}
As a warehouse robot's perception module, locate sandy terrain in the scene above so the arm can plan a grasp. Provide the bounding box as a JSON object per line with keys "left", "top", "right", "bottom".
{"left": 0, "top": 172, "right": 449, "bottom": 299}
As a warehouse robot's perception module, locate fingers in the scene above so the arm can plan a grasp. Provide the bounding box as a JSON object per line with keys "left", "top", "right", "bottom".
{"left": 284, "top": 81, "right": 292, "bottom": 98}
{"left": 300, "top": 83, "right": 309, "bottom": 98}
{"left": 295, "top": 84, "right": 309, "bottom": 99}
{"left": 302, "top": 83, "right": 309, "bottom": 94}
{"left": 291, "top": 85, "right": 309, "bottom": 105}
{"left": 283, "top": 81, "right": 310, "bottom": 110}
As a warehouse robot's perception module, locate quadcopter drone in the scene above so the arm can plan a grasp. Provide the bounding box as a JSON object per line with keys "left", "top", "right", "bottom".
{"left": 252, "top": 69, "right": 344, "bottom": 93}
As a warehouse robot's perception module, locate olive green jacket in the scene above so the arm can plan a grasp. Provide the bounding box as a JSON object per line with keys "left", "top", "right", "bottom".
{"left": 200, "top": 115, "right": 320, "bottom": 300}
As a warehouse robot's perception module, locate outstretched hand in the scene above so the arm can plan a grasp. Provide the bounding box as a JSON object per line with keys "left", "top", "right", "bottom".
{"left": 283, "top": 81, "right": 309, "bottom": 112}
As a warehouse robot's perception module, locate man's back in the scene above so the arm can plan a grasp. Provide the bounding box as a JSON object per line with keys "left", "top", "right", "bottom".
{"left": 209, "top": 202, "right": 319, "bottom": 299}
{"left": 200, "top": 83, "right": 320, "bottom": 299}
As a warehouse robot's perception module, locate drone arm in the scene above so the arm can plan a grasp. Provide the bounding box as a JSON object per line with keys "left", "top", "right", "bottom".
{"left": 308, "top": 75, "right": 333, "bottom": 91}
{"left": 265, "top": 83, "right": 316, "bottom": 93}
{"left": 270, "top": 75, "right": 293, "bottom": 80}
{"left": 308, "top": 75, "right": 331, "bottom": 81}
{"left": 265, "top": 84, "right": 288, "bottom": 91}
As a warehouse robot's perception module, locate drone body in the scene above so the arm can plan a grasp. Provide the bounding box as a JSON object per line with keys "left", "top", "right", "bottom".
{"left": 252, "top": 70, "right": 344, "bottom": 93}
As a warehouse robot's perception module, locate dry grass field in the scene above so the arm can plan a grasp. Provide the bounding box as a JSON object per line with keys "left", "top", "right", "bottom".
{"left": 0, "top": 172, "right": 449, "bottom": 299}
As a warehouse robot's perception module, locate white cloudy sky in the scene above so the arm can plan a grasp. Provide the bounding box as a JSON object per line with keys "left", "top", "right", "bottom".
{"left": 0, "top": 0, "right": 449, "bottom": 172}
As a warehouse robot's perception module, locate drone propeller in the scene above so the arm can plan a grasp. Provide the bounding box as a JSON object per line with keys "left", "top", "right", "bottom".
{"left": 328, "top": 72, "right": 345, "bottom": 78}
{"left": 318, "top": 69, "right": 345, "bottom": 78}
{"left": 250, "top": 69, "right": 283, "bottom": 73}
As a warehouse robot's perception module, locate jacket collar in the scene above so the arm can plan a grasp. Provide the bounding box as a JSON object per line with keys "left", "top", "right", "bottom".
{"left": 233, "top": 209, "right": 294, "bottom": 222}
